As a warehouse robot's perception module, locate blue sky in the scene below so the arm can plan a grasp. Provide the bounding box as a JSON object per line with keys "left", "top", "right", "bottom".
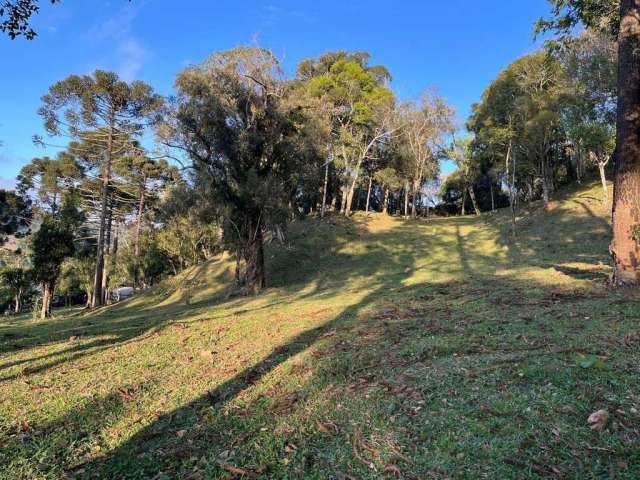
{"left": 0, "top": 0, "right": 552, "bottom": 189}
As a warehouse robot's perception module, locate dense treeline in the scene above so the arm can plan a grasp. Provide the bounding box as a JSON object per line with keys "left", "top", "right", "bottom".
{"left": 1, "top": 0, "right": 639, "bottom": 315}
{"left": 0, "top": 48, "right": 456, "bottom": 314}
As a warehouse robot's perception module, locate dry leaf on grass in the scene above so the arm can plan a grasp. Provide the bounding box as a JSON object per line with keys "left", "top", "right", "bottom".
{"left": 587, "top": 410, "right": 609, "bottom": 431}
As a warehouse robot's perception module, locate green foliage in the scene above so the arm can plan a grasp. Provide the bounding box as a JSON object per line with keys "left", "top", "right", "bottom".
{"left": 1, "top": 182, "right": 638, "bottom": 478}
{"left": 17, "top": 153, "right": 82, "bottom": 215}
{"left": 0, "top": 266, "right": 31, "bottom": 312}
{"left": 0, "top": 189, "right": 31, "bottom": 241}
{"left": 536, "top": 0, "right": 619, "bottom": 39}
{"left": 30, "top": 216, "right": 74, "bottom": 290}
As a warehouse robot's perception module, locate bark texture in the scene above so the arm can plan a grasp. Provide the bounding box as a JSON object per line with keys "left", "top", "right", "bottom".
{"left": 610, "top": 0, "right": 640, "bottom": 286}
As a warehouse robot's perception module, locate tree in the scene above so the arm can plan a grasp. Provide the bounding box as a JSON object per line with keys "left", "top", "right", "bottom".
{"left": 447, "top": 137, "right": 481, "bottom": 216}
{"left": 113, "top": 154, "right": 176, "bottom": 287}
{"left": 569, "top": 121, "right": 615, "bottom": 203}
{"left": 0, "top": 266, "right": 30, "bottom": 313}
{"left": 303, "top": 55, "right": 396, "bottom": 216}
{"left": 17, "top": 153, "right": 82, "bottom": 215}
{"left": 38, "top": 70, "right": 163, "bottom": 306}
{"left": 401, "top": 92, "right": 454, "bottom": 218}
{"left": 1, "top": 0, "right": 130, "bottom": 39}
{"left": 30, "top": 216, "right": 74, "bottom": 318}
{"left": 0, "top": 189, "right": 31, "bottom": 243}
{"left": 374, "top": 167, "right": 401, "bottom": 215}
{"left": 539, "top": 0, "right": 640, "bottom": 285}
{"left": 161, "top": 47, "right": 302, "bottom": 294}
{"left": 155, "top": 184, "right": 221, "bottom": 274}
{"left": 59, "top": 256, "right": 94, "bottom": 308}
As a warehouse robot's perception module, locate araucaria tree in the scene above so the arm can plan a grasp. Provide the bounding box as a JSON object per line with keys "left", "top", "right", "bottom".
{"left": 162, "top": 47, "right": 302, "bottom": 294}
{"left": 38, "top": 70, "right": 163, "bottom": 306}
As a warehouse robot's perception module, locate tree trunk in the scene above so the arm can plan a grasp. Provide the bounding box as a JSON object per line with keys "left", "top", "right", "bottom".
{"left": 321, "top": 160, "right": 329, "bottom": 218}
{"left": 110, "top": 223, "right": 120, "bottom": 300}
{"left": 610, "top": 0, "right": 640, "bottom": 286}
{"left": 383, "top": 187, "right": 390, "bottom": 215}
{"left": 411, "top": 179, "right": 419, "bottom": 219}
{"left": 490, "top": 182, "right": 495, "bottom": 212}
{"left": 134, "top": 184, "right": 145, "bottom": 287}
{"left": 235, "top": 248, "right": 243, "bottom": 286}
{"left": 339, "top": 184, "right": 348, "bottom": 214}
{"left": 101, "top": 208, "right": 113, "bottom": 305}
{"left": 469, "top": 186, "right": 481, "bottom": 216}
{"left": 599, "top": 161, "right": 609, "bottom": 205}
{"left": 506, "top": 138, "right": 516, "bottom": 237}
{"left": 14, "top": 293, "right": 21, "bottom": 314}
{"left": 365, "top": 177, "right": 373, "bottom": 213}
{"left": 461, "top": 186, "right": 467, "bottom": 216}
{"left": 403, "top": 182, "right": 409, "bottom": 219}
{"left": 244, "top": 221, "right": 265, "bottom": 294}
{"left": 40, "top": 283, "right": 52, "bottom": 320}
{"left": 92, "top": 116, "right": 115, "bottom": 308}
{"left": 541, "top": 157, "right": 551, "bottom": 209}
{"left": 344, "top": 177, "right": 358, "bottom": 217}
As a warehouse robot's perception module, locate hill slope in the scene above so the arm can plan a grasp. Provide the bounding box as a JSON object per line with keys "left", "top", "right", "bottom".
{"left": 1, "top": 182, "right": 639, "bottom": 479}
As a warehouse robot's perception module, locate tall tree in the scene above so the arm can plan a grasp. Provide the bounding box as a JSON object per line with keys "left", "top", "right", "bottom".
{"left": 303, "top": 55, "right": 396, "bottom": 216}
{"left": 539, "top": 1, "right": 640, "bottom": 284}
{"left": 161, "top": 47, "right": 302, "bottom": 294}
{"left": 38, "top": 70, "right": 163, "bottom": 306}
{"left": 113, "top": 154, "right": 175, "bottom": 287}
{"left": 401, "top": 91, "right": 454, "bottom": 218}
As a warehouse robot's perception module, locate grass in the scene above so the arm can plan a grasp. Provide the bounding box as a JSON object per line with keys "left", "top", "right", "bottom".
{"left": 1, "top": 181, "right": 639, "bottom": 479}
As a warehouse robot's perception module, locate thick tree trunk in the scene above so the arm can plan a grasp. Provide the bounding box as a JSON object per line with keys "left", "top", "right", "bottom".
{"left": 344, "top": 176, "right": 358, "bottom": 217}
{"left": 92, "top": 116, "right": 115, "bottom": 308}
{"left": 40, "top": 283, "right": 52, "bottom": 320}
{"left": 244, "top": 223, "right": 265, "bottom": 295}
{"left": 469, "top": 186, "right": 481, "bottom": 216}
{"left": 610, "top": 0, "right": 640, "bottom": 286}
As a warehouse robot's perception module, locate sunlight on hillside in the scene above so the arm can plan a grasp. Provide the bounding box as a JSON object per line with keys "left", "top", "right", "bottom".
{"left": 2, "top": 181, "right": 637, "bottom": 479}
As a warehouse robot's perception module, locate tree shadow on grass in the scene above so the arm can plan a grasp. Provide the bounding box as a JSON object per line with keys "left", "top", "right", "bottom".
{"left": 3, "top": 203, "right": 637, "bottom": 479}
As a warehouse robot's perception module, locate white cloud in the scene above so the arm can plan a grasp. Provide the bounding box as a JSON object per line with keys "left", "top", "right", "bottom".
{"left": 118, "top": 37, "right": 147, "bottom": 81}
{"left": 85, "top": 2, "right": 150, "bottom": 81}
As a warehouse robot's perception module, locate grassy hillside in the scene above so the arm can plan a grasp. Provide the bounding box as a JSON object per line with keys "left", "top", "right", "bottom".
{"left": 1, "top": 181, "right": 639, "bottom": 479}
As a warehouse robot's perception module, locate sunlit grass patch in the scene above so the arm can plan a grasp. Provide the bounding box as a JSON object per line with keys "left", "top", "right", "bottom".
{"left": 1, "top": 181, "right": 639, "bottom": 479}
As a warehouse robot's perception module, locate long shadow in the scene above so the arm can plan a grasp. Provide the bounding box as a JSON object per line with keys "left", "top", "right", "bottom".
{"left": 3, "top": 205, "right": 636, "bottom": 478}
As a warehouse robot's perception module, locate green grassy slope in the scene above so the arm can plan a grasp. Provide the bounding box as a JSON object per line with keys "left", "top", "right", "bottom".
{"left": 1, "top": 181, "right": 639, "bottom": 479}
